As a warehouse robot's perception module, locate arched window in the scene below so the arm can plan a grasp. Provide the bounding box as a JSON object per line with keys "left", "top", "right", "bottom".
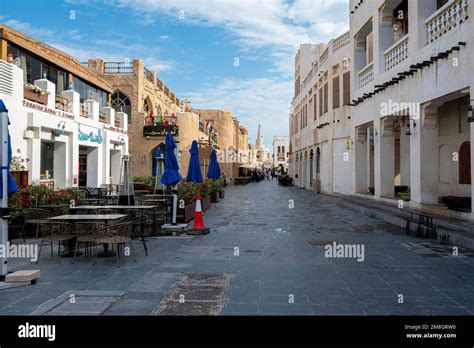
{"left": 143, "top": 98, "right": 152, "bottom": 114}
{"left": 459, "top": 141, "right": 471, "bottom": 184}
{"left": 111, "top": 91, "right": 131, "bottom": 123}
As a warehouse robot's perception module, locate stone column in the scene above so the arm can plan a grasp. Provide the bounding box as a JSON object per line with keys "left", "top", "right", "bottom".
{"left": 375, "top": 117, "right": 395, "bottom": 198}
{"left": 410, "top": 103, "right": 439, "bottom": 205}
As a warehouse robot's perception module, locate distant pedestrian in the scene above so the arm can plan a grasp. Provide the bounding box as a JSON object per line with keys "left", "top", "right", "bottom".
{"left": 222, "top": 173, "right": 227, "bottom": 187}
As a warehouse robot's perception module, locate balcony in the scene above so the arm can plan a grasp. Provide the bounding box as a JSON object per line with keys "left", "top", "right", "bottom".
{"left": 104, "top": 62, "right": 134, "bottom": 74}
{"left": 385, "top": 34, "right": 409, "bottom": 71}
{"left": 144, "top": 67, "right": 154, "bottom": 82}
{"left": 426, "top": 0, "right": 469, "bottom": 44}
{"left": 99, "top": 110, "right": 107, "bottom": 123}
{"left": 333, "top": 31, "right": 350, "bottom": 53}
{"left": 358, "top": 62, "right": 374, "bottom": 88}
{"left": 80, "top": 103, "right": 89, "bottom": 118}
{"left": 320, "top": 48, "right": 329, "bottom": 65}
{"left": 23, "top": 83, "right": 48, "bottom": 105}
{"left": 55, "top": 95, "right": 71, "bottom": 113}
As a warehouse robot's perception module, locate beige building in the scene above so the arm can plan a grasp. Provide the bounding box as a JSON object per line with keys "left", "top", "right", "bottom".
{"left": 86, "top": 58, "right": 209, "bottom": 177}
{"left": 191, "top": 108, "right": 249, "bottom": 178}
{"left": 289, "top": 31, "right": 352, "bottom": 194}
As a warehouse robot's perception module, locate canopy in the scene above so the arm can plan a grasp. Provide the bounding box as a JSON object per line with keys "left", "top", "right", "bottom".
{"left": 207, "top": 149, "right": 221, "bottom": 180}
{"left": 186, "top": 140, "right": 203, "bottom": 183}
{"left": 160, "top": 132, "right": 182, "bottom": 186}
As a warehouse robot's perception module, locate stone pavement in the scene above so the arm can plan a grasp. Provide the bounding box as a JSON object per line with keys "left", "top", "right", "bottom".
{"left": 2, "top": 180, "right": 474, "bottom": 315}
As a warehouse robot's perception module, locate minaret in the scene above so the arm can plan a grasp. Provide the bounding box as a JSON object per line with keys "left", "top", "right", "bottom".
{"left": 256, "top": 125, "right": 263, "bottom": 149}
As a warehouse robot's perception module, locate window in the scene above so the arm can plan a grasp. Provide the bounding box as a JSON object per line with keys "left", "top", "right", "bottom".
{"left": 72, "top": 76, "right": 108, "bottom": 107}
{"left": 319, "top": 89, "right": 323, "bottom": 117}
{"left": 332, "top": 76, "right": 340, "bottom": 109}
{"left": 323, "top": 83, "right": 328, "bottom": 114}
{"left": 40, "top": 141, "right": 55, "bottom": 179}
{"left": 313, "top": 93, "right": 317, "bottom": 120}
{"left": 459, "top": 142, "right": 471, "bottom": 184}
{"left": 343, "top": 72, "right": 351, "bottom": 106}
{"left": 111, "top": 90, "right": 132, "bottom": 123}
{"left": 7, "top": 42, "right": 68, "bottom": 94}
{"left": 366, "top": 32, "right": 374, "bottom": 64}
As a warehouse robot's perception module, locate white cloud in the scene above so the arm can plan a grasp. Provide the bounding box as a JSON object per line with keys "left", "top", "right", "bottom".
{"left": 184, "top": 77, "right": 292, "bottom": 145}
{"left": 3, "top": 19, "right": 55, "bottom": 39}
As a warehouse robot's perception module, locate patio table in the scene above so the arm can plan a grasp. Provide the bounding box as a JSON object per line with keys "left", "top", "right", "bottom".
{"left": 47, "top": 214, "right": 127, "bottom": 257}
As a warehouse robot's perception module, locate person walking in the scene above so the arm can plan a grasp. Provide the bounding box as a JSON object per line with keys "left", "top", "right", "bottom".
{"left": 222, "top": 172, "right": 227, "bottom": 187}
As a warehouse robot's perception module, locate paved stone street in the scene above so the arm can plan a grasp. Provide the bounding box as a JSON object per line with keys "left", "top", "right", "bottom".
{"left": 3, "top": 181, "right": 474, "bottom": 315}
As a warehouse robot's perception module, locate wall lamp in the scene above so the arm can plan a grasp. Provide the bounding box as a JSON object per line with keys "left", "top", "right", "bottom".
{"left": 468, "top": 100, "right": 474, "bottom": 123}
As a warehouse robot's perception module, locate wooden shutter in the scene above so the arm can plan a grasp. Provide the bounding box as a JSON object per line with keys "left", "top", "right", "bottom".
{"left": 313, "top": 93, "right": 317, "bottom": 119}
{"left": 319, "top": 89, "right": 323, "bottom": 117}
{"left": 332, "top": 76, "right": 340, "bottom": 109}
{"left": 323, "top": 83, "right": 328, "bottom": 114}
{"left": 459, "top": 142, "right": 471, "bottom": 184}
{"left": 343, "top": 72, "right": 351, "bottom": 106}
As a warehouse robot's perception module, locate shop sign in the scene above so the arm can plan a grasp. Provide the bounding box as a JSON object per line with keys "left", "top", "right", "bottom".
{"left": 143, "top": 125, "right": 179, "bottom": 137}
{"left": 22, "top": 100, "right": 74, "bottom": 120}
{"left": 78, "top": 124, "right": 103, "bottom": 144}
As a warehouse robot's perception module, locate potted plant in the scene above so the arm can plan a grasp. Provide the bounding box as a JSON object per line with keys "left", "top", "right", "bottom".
{"left": 177, "top": 181, "right": 197, "bottom": 223}
{"left": 196, "top": 181, "right": 211, "bottom": 212}
{"left": 9, "top": 155, "right": 30, "bottom": 188}
{"left": 24, "top": 83, "right": 49, "bottom": 105}
{"left": 208, "top": 179, "right": 222, "bottom": 203}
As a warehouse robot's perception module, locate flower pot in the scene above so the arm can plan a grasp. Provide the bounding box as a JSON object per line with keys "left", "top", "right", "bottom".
{"left": 11, "top": 171, "right": 21, "bottom": 187}
{"left": 201, "top": 195, "right": 211, "bottom": 212}
{"left": 24, "top": 87, "right": 48, "bottom": 105}
{"left": 210, "top": 191, "right": 220, "bottom": 203}
{"left": 177, "top": 201, "right": 196, "bottom": 223}
{"left": 20, "top": 171, "right": 29, "bottom": 188}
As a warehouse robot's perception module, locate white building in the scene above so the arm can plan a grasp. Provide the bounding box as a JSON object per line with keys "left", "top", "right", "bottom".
{"left": 0, "top": 25, "right": 128, "bottom": 190}
{"left": 349, "top": 0, "right": 473, "bottom": 217}
{"left": 289, "top": 32, "right": 352, "bottom": 194}
{"left": 272, "top": 135, "right": 289, "bottom": 170}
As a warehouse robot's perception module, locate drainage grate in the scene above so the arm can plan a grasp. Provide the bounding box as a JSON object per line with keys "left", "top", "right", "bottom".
{"left": 152, "top": 273, "right": 233, "bottom": 315}
{"left": 308, "top": 240, "right": 333, "bottom": 247}
{"left": 30, "top": 291, "right": 124, "bottom": 316}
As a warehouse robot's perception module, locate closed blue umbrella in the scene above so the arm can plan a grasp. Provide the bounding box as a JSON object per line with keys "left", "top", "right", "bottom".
{"left": 207, "top": 149, "right": 221, "bottom": 180}
{"left": 160, "top": 132, "right": 182, "bottom": 187}
{"left": 152, "top": 147, "right": 162, "bottom": 176}
{"left": 186, "top": 140, "right": 203, "bottom": 183}
{"left": 0, "top": 100, "right": 18, "bottom": 198}
{"left": 1, "top": 99, "right": 18, "bottom": 277}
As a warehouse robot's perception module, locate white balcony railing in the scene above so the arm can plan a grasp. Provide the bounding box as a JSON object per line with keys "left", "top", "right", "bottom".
{"left": 358, "top": 62, "right": 374, "bottom": 88}
{"left": 333, "top": 31, "right": 350, "bottom": 53}
{"left": 426, "top": 0, "right": 469, "bottom": 44}
{"left": 385, "top": 34, "right": 409, "bottom": 71}
{"left": 320, "top": 48, "right": 329, "bottom": 65}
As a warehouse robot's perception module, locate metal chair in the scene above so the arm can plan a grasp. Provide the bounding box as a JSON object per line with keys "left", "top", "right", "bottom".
{"left": 36, "top": 222, "right": 75, "bottom": 264}
{"left": 95, "top": 221, "right": 136, "bottom": 267}
{"left": 21, "top": 208, "right": 52, "bottom": 241}
{"left": 73, "top": 222, "right": 105, "bottom": 264}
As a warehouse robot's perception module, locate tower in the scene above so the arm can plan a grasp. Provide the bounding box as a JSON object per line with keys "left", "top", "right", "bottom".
{"left": 256, "top": 125, "right": 263, "bottom": 150}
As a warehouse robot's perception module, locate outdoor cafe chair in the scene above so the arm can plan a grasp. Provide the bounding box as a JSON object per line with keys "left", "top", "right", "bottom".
{"left": 95, "top": 221, "right": 136, "bottom": 267}
{"left": 125, "top": 210, "right": 149, "bottom": 256}
{"left": 21, "top": 208, "right": 52, "bottom": 241}
{"left": 36, "top": 222, "right": 76, "bottom": 264}
{"left": 73, "top": 222, "right": 105, "bottom": 264}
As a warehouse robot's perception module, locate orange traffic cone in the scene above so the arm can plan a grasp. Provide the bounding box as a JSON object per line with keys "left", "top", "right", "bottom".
{"left": 187, "top": 193, "right": 210, "bottom": 235}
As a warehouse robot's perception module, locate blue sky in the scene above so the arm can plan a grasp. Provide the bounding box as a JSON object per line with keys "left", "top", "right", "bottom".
{"left": 1, "top": 0, "right": 349, "bottom": 147}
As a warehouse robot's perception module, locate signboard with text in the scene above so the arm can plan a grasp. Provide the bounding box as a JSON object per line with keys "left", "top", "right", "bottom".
{"left": 143, "top": 125, "right": 179, "bottom": 137}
